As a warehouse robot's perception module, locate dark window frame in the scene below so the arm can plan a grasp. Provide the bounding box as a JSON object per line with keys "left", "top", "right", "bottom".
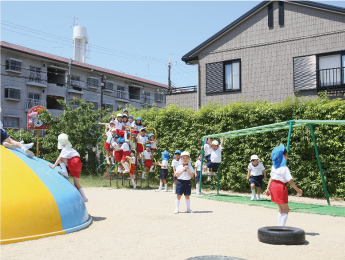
{"left": 5, "top": 59, "right": 22, "bottom": 72}
{"left": 268, "top": 2, "right": 274, "bottom": 28}
{"left": 279, "top": 1, "right": 284, "bottom": 26}
{"left": 223, "top": 59, "right": 242, "bottom": 93}
{"left": 2, "top": 116, "right": 20, "bottom": 129}
{"left": 5, "top": 88, "right": 21, "bottom": 100}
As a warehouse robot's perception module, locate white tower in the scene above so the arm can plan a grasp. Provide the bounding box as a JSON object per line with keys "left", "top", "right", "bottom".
{"left": 73, "top": 26, "right": 88, "bottom": 63}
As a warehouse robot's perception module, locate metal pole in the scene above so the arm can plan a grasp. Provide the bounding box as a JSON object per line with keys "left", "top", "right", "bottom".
{"left": 309, "top": 124, "right": 330, "bottom": 205}
{"left": 100, "top": 74, "right": 105, "bottom": 109}
{"left": 286, "top": 121, "right": 293, "bottom": 155}
{"left": 199, "top": 138, "right": 205, "bottom": 193}
{"left": 65, "top": 59, "right": 72, "bottom": 103}
{"left": 168, "top": 62, "right": 171, "bottom": 94}
{"left": 36, "top": 130, "right": 39, "bottom": 157}
{"left": 216, "top": 163, "right": 221, "bottom": 196}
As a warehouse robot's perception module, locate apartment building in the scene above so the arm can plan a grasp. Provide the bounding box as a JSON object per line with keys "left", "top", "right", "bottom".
{"left": 1, "top": 41, "right": 168, "bottom": 130}
{"left": 167, "top": 0, "right": 345, "bottom": 110}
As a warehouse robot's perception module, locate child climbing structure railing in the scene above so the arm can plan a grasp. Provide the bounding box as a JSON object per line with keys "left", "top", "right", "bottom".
{"left": 199, "top": 120, "right": 345, "bottom": 205}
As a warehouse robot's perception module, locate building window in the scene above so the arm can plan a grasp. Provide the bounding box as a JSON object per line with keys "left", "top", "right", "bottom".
{"left": 318, "top": 53, "right": 345, "bottom": 88}
{"left": 5, "top": 88, "right": 21, "bottom": 100}
{"left": 87, "top": 78, "right": 98, "bottom": 88}
{"left": 224, "top": 60, "right": 241, "bottom": 91}
{"left": 129, "top": 86, "right": 140, "bottom": 100}
{"left": 117, "top": 86, "right": 127, "bottom": 99}
{"left": 105, "top": 81, "right": 113, "bottom": 91}
{"left": 3, "top": 116, "right": 20, "bottom": 129}
{"left": 103, "top": 104, "right": 113, "bottom": 111}
{"left": 155, "top": 93, "right": 164, "bottom": 102}
{"left": 47, "top": 95, "right": 64, "bottom": 110}
{"left": 5, "top": 59, "right": 21, "bottom": 72}
{"left": 87, "top": 101, "right": 98, "bottom": 110}
{"left": 28, "top": 92, "right": 40, "bottom": 100}
{"left": 29, "top": 66, "right": 42, "bottom": 82}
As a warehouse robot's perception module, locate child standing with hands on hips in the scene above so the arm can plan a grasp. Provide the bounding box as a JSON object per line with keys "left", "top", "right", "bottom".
{"left": 171, "top": 150, "right": 181, "bottom": 193}
{"left": 247, "top": 154, "right": 267, "bottom": 201}
{"left": 265, "top": 144, "right": 302, "bottom": 226}
{"left": 48, "top": 133, "right": 88, "bottom": 202}
{"left": 174, "top": 151, "right": 194, "bottom": 214}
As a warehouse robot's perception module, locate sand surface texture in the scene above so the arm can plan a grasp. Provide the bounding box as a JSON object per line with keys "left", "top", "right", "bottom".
{"left": 2, "top": 187, "right": 345, "bottom": 260}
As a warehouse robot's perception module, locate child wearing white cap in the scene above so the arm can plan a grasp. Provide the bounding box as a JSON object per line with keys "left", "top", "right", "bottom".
{"left": 174, "top": 151, "right": 194, "bottom": 214}
{"left": 247, "top": 155, "right": 267, "bottom": 201}
{"left": 204, "top": 136, "right": 225, "bottom": 176}
{"left": 48, "top": 133, "right": 88, "bottom": 202}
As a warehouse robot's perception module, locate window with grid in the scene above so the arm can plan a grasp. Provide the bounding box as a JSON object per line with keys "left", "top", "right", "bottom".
{"left": 28, "top": 92, "right": 40, "bottom": 100}
{"left": 105, "top": 81, "right": 114, "bottom": 90}
{"left": 87, "top": 78, "right": 98, "bottom": 88}
{"left": 155, "top": 93, "right": 164, "bottom": 102}
{"left": 5, "top": 59, "right": 21, "bottom": 72}
{"left": 88, "top": 101, "right": 98, "bottom": 110}
{"left": 3, "top": 116, "right": 20, "bottom": 128}
{"left": 5, "top": 88, "right": 20, "bottom": 100}
{"left": 117, "top": 86, "right": 127, "bottom": 99}
{"left": 224, "top": 60, "right": 241, "bottom": 91}
{"left": 29, "top": 66, "right": 42, "bottom": 82}
{"left": 103, "top": 104, "right": 113, "bottom": 111}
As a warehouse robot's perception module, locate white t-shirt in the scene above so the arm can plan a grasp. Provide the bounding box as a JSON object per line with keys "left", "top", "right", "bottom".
{"left": 248, "top": 162, "right": 265, "bottom": 176}
{"left": 144, "top": 150, "right": 152, "bottom": 160}
{"left": 150, "top": 140, "right": 157, "bottom": 149}
{"left": 105, "top": 131, "right": 113, "bottom": 143}
{"left": 171, "top": 159, "right": 180, "bottom": 171}
{"left": 270, "top": 165, "right": 292, "bottom": 183}
{"left": 195, "top": 159, "right": 205, "bottom": 172}
{"left": 114, "top": 119, "right": 123, "bottom": 130}
{"left": 204, "top": 143, "right": 211, "bottom": 156}
{"left": 122, "top": 121, "right": 131, "bottom": 129}
{"left": 176, "top": 164, "right": 194, "bottom": 180}
{"left": 211, "top": 145, "right": 222, "bottom": 163}
{"left": 121, "top": 142, "right": 129, "bottom": 152}
{"left": 131, "top": 156, "right": 136, "bottom": 165}
{"left": 161, "top": 159, "right": 168, "bottom": 169}
{"left": 59, "top": 147, "right": 80, "bottom": 159}
{"left": 137, "top": 135, "right": 148, "bottom": 145}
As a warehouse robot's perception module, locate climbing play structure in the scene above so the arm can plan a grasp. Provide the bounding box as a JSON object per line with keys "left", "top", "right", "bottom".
{"left": 96, "top": 127, "right": 158, "bottom": 187}
{"left": 0, "top": 145, "right": 92, "bottom": 244}
{"left": 199, "top": 120, "right": 345, "bottom": 205}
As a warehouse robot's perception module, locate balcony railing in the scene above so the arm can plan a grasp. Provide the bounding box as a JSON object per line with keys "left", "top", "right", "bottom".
{"left": 70, "top": 80, "right": 84, "bottom": 92}
{"left": 26, "top": 98, "right": 47, "bottom": 110}
{"left": 116, "top": 90, "right": 129, "bottom": 100}
{"left": 141, "top": 96, "right": 153, "bottom": 106}
{"left": 26, "top": 71, "right": 47, "bottom": 86}
{"left": 318, "top": 67, "right": 345, "bottom": 90}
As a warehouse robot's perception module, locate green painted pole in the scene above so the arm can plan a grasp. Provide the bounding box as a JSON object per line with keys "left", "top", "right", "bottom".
{"left": 216, "top": 163, "right": 221, "bottom": 196}
{"left": 286, "top": 121, "right": 293, "bottom": 155}
{"left": 199, "top": 139, "right": 205, "bottom": 193}
{"left": 309, "top": 124, "right": 330, "bottom": 205}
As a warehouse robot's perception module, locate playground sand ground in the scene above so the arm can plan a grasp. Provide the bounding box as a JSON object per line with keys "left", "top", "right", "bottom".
{"left": 2, "top": 187, "right": 345, "bottom": 260}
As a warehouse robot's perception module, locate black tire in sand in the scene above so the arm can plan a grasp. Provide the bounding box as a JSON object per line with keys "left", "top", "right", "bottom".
{"left": 258, "top": 226, "right": 305, "bottom": 245}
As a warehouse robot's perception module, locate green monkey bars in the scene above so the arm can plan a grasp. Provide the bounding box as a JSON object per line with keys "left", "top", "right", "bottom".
{"left": 199, "top": 120, "right": 345, "bottom": 205}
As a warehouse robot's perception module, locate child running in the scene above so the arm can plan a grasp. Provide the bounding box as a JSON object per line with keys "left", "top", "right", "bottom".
{"left": 156, "top": 151, "right": 169, "bottom": 192}
{"left": 126, "top": 149, "right": 137, "bottom": 189}
{"left": 174, "top": 151, "right": 194, "bottom": 214}
{"left": 195, "top": 152, "right": 206, "bottom": 195}
{"left": 204, "top": 136, "right": 225, "bottom": 176}
{"left": 265, "top": 144, "right": 303, "bottom": 226}
{"left": 48, "top": 133, "right": 88, "bottom": 202}
{"left": 171, "top": 150, "right": 181, "bottom": 193}
{"left": 247, "top": 154, "right": 267, "bottom": 201}
{"left": 103, "top": 126, "right": 116, "bottom": 165}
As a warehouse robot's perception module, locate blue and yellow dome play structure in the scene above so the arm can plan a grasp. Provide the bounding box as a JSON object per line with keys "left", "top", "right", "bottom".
{"left": 0, "top": 145, "right": 92, "bottom": 244}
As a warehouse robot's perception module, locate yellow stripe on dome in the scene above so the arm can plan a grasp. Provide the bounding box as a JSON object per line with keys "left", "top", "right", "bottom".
{"left": 0, "top": 146, "right": 64, "bottom": 244}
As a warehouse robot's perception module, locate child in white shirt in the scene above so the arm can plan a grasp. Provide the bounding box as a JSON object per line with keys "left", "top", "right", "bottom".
{"left": 174, "top": 151, "right": 194, "bottom": 214}
{"left": 171, "top": 150, "right": 181, "bottom": 193}
{"left": 142, "top": 144, "right": 153, "bottom": 179}
{"left": 247, "top": 155, "right": 267, "bottom": 201}
{"left": 156, "top": 151, "right": 169, "bottom": 192}
{"left": 195, "top": 152, "right": 206, "bottom": 195}
{"left": 125, "top": 149, "right": 137, "bottom": 189}
{"left": 136, "top": 128, "right": 148, "bottom": 159}
{"left": 103, "top": 127, "right": 117, "bottom": 165}
{"left": 48, "top": 133, "right": 88, "bottom": 202}
{"left": 204, "top": 136, "right": 225, "bottom": 176}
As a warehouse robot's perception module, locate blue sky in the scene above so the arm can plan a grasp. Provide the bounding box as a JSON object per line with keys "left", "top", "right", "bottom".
{"left": 1, "top": 1, "right": 345, "bottom": 88}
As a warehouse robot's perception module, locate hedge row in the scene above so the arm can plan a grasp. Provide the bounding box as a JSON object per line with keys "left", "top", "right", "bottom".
{"left": 125, "top": 95, "right": 345, "bottom": 199}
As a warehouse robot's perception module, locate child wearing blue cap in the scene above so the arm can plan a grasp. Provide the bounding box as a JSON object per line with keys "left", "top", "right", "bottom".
{"left": 171, "top": 150, "right": 181, "bottom": 193}
{"left": 265, "top": 144, "right": 303, "bottom": 226}
{"left": 156, "top": 151, "right": 169, "bottom": 192}
{"left": 132, "top": 117, "right": 143, "bottom": 136}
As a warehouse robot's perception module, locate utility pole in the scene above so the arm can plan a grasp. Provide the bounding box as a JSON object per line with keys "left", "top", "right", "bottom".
{"left": 168, "top": 61, "right": 171, "bottom": 94}
{"left": 100, "top": 74, "right": 105, "bottom": 109}
{"left": 65, "top": 59, "right": 72, "bottom": 103}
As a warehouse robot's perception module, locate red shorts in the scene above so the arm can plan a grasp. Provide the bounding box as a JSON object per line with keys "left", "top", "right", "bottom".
{"left": 116, "top": 129, "right": 124, "bottom": 138}
{"left": 270, "top": 180, "right": 288, "bottom": 204}
{"left": 122, "top": 151, "right": 130, "bottom": 161}
{"left": 104, "top": 142, "right": 113, "bottom": 152}
{"left": 145, "top": 159, "right": 153, "bottom": 168}
{"left": 137, "top": 143, "right": 144, "bottom": 153}
{"left": 131, "top": 130, "right": 139, "bottom": 136}
{"left": 151, "top": 148, "right": 157, "bottom": 153}
{"left": 67, "top": 156, "right": 82, "bottom": 178}
{"left": 114, "top": 150, "right": 123, "bottom": 162}
{"left": 130, "top": 163, "right": 135, "bottom": 175}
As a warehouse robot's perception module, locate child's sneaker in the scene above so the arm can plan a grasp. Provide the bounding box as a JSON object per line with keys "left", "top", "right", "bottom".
{"left": 174, "top": 209, "right": 179, "bottom": 214}
{"left": 187, "top": 209, "right": 193, "bottom": 213}
{"left": 251, "top": 195, "right": 255, "bottom": 201}
{"left": 23, "top": 143, "right": 34, "bottom": 150}
{"left": 3, "top": 142, "right": 16, "bottom": 149}
{"left": 133, "top": 183, "right": 137, "bottom": 189}
{"left": 164, "top": 189, "right": 168, "bottom": 192}
{"left": 58, "top": 171, "right": 68, "bottom": 178}
{"left": 257, "top": 194, "right": 261, "bottom": 201}
{"left": 24, "top": 149, "right": 35, "bottom": 158}
{"left": 155, "top": 189, "right": 161, "bottom": 192}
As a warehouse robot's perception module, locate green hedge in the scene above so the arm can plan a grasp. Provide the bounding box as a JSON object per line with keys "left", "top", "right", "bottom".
{"left": 124, "top": 95, "right": 345, "bottom": 199}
